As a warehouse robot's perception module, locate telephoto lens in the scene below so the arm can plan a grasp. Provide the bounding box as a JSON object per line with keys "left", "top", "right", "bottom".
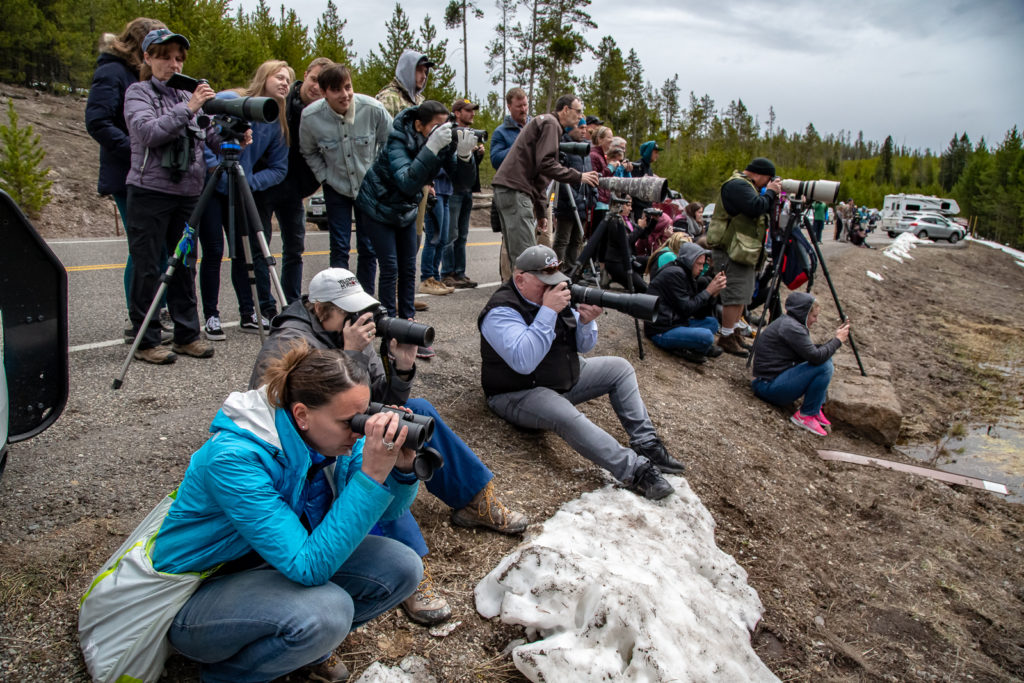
{"left": 569, "top": 284, "right": 660, "bottom": 322}
{"left": 779, "top": 179, "right": 840, "bottom": 204}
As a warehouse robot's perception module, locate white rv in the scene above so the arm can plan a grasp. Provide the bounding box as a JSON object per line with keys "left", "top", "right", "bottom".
{"left": 879, "top": 194, "right": 960, "bottom": 230}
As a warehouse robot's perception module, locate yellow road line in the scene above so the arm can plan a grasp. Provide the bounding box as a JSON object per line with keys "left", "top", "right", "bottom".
{"left": 63, "top": 242, "right": 501, "bottom": 272}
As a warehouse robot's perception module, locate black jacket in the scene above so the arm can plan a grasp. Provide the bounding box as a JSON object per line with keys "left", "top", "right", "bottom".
{"left": 751, "top": 292, "right": 842, "bottom": 380}
{"left": 553, "top": 132, "right": 593, "bottom": 219}
{"left": 282, "top": 80, "right": 320, "bottom": 198}
{"left": 85, "top": 53, "right": 136, "bottom": 195}
{"left": 644, "top": 242, "right": 717, "bottom": 337}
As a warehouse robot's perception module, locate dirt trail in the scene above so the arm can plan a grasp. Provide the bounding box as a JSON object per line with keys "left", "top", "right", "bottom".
{"left": 1, "top": 85, "right": 1023, "bottom": 682}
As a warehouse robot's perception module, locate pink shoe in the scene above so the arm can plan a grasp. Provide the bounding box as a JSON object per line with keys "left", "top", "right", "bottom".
{"left": 815, "top": 410, "right": 832, "bottom": 431}
{"left": 790, "top": 411, "right": 827, "bottom": 436}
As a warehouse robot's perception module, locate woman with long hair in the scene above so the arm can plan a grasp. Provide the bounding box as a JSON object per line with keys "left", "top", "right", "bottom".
{"left": 588, "top": 125, "right": 614, "bottom": 236}
{"left": 123, "top": 28, "right": 222, "bottom": 364}
{"left": 197, "top": 60, "right": 293, "bottom": 340}
{"left": 85, "top": 16, "right": 167, "bottom": 339}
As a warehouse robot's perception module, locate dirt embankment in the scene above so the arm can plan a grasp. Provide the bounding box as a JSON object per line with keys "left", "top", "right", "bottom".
{"left": 1, "top": 84, "right": 1023, "bottom": 682}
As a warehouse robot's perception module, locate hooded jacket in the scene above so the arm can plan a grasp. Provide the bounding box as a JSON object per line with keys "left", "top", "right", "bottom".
{"left": 751, "top": 292, "right": 842, "bottom": 380}
{"left": 632, "top": 141, "right": 658, "bottom": 178}
{"left": 357, "top": 107, "right": 474, "bottom": 226}
{"left": 85, "top": 52, "right": 136, "bottom": 195}
{"left": 248, "top": 298, "right": 413, "bottom": 406}
{"left": 644, "top": 242, "right": 716, "bottom": 337}
{"left": 490, "top": 114, "right": 528, "bottom": 170}
{"left": 376, "top": 49, "right": 427, "bottom": 117}
{"left": 150, "top": 387, "right": 418, "bottom": 584}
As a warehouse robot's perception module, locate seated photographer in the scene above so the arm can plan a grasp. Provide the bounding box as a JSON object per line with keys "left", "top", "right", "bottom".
{"left": 682, "top": 202, "right": 705, "bottom": 239}
{"left": 632, "top": 209, "right": 673, "bottom": 265}
{"left": 750, "top": 292, "right": 849, "bottom": 436}
{"left": 143, "top": 344, "right": 421, "bottom": 683}
{"left": 592, "top": 196, "right": 648, "bottom": 293}
{"left": 645, "top": 232, "right": 692, "bottom": 282}
{"left": 479, "top": 245, "right": 681, "bottom": 501}
{"left": 123, "top": 29, "right": 225, "bottom": 365}
{"left": 645, "top": 243, "right": 726, "bottom": 364}
{"left": 250, "top": 268, "right": 528, "bottom": 625}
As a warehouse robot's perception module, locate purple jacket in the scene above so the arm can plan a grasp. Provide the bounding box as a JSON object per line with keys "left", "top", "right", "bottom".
{"left": 124, "top": 77, "right": 221, "bottom": 196}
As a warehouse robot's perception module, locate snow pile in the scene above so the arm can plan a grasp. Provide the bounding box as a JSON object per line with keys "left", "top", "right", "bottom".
{"left": 882, "top": 232, "right": 925, "bottom": 263}
{"left": 968, "top": 236, "right": 1024, "bottom": 267}
{"left": 355, "top": 655, "right": 436, "bottom": 682}
{"left": 475, "top": 477, "right": 778, "bottom": 682}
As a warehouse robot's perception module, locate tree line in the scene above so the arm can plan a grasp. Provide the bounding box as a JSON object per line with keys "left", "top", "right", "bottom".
{"left": 1, "top": 0, "right": 1020, "bottom": 247}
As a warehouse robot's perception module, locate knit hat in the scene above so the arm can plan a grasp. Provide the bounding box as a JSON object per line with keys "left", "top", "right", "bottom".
{"left": 745, "top": 157, "right": 776, "bottom": 177}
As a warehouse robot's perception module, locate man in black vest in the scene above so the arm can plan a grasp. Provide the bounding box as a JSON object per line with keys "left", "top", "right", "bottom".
{"left": 478, "top": 245, "right": 681, "bottom": 500}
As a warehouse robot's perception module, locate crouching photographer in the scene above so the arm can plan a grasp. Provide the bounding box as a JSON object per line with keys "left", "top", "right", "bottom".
{"left": 250, "top": 268, "right": 527, "bottom": 626}
{"left": 479, "top": 245, "right": 682, "bottom": 501}
{"left": 123, "top": 29, "right": 228, "bottom": 365}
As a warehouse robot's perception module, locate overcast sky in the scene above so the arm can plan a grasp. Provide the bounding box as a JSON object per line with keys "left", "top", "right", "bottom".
{"left": 238, "top": 0, "right": 1024, "bottom": 153}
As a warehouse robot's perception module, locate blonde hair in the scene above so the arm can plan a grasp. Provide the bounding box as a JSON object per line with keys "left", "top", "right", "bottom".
{"left": 110, "top": 17, "right": 167, "bottom": 77}
{"left": 591, "top": 126, "right": 612, "bottom": 146}
{"left": 235, "top": 60, "right": 295, "bottom": 145}
{"left": 645, "top": 231, "right": 690, "bottom": 275}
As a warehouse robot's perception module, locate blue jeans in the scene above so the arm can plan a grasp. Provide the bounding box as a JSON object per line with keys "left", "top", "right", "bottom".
{"left": 813, "top": 219, "right": 825, "bottom": 244}
{"left": 650, "top": 317, "right": 720, "bottom": 352}
{"left": 442, "top": 190, "right": 472, "bottom": 278}
{"left": 255, "top": 183, "right": 306, "bottom": 305}
{"left": 361, "top": 212, "right": 418, "bottom": 320}
{"left": 420, "top": 193, "right": 450, "bottom": 282}
{"left": 751, "top": 359, "right": 834, "bottom": 416}
{"left": 370, "top": 397, "right": 494, "bottom": 556}
{"left": 323, "top": 185, "right": 377, "bottom": 294}
{"left": 168, "top": 535, "right": 421, "bottom": 683}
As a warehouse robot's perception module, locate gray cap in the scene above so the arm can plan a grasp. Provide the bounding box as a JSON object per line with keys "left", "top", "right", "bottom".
{"left": 515, "top": 245, "right": 569, "bottom": 285}
{"left": 308, "top": 268, "right": 379, "bottom": 313}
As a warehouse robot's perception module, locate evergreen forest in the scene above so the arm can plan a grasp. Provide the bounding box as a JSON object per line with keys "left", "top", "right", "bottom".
{"left": 1, "top": 0, "right": 1021, "bottom": 247}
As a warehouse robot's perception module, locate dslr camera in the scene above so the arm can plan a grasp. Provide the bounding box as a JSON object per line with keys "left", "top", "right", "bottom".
{"left": 348, "top": 403, "right": 444, "bottom": 481}
{"left": 347, "top": 306, "right": 435, "bottom": 347}
{"left": 447, "top": 113, "right": 488, "bottom": 143}
{"left": 569, "top": 284, "right": 659, "bottom": 322}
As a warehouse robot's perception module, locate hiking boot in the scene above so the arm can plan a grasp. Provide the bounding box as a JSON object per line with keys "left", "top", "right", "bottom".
{"left": 414, "top": 300, "right": 429, "bottom": 312}
{"left": 456, "top": 275, "right": 478, "bottom": 289}
{"left": 627, "top": 462, "right": 674, "bottom": 500}
{"left": 133, "top": 345, "right": 177, "bottom": 365}
{"left": 670, "top": 347, "right": 707, "bottom": 364}
{"left": 418, "top": 277, "right": 450, "bottom": 296}
{"left": 158, "top": 307, "right": 173, "bottom": 332}
{"left": 124, "top": 319, "right": 172, "bottom": 345}
{"left": 204, "top": 315, "right": 225, "bottom": 341}
{"left": 239, "top": 312, "right": 270, "bottom": 334}
{"left": 451, "top": 481, "right": 528, "bottom": 534}
{"left": 705, "top": 344, "right": 724, "bottom": 358}
{"left": 790, "top": 411, "right": 827, "bottom": 436}
{"left": 401, "top": 563, "right": 451, "bottom": 625}
{"left": 441, "top": 275, "right": 460, "bottom": 290}
{"left": 304, "top": 655, "right": 350, "bottom": 683}
{"left": 635, "top": 439, "right": 686, "bottom": 474}
{"left": 416, "top": 345, "right": 435, "bottom": 359}
{"left": 717, "top": 333, "right": 749, "bottom": 358}
{"left": 814, "top": 410, "right": 832, "bottom": 433}
{"left": 172, "top": 339, "right": 215, "bottom": 358}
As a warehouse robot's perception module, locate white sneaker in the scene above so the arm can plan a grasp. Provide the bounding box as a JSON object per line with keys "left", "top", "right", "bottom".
{"left": 204, "top": 315, "right": 225, "bottom": 341}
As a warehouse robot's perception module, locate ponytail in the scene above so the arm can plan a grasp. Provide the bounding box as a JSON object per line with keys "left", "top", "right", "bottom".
{"left": 262, "top": 340, "right": 368, "bottom": 410}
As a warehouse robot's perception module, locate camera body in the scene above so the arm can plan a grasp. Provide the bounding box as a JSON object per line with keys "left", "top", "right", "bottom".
{"left": 347, "top": 403, "right": 443, "bottom": 480}
{"left": 447, "top": 113, "right": 488, "bottom": 143}
{"left": 347, "top": 306, "right": 435, "bottom": 347}
{"left": 643, "top": 207, "right": 663, "bottom": 220}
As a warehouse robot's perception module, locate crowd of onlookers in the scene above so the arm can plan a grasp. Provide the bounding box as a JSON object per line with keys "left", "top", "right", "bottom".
{"left": 82, "top": 19, "right": 854, "bottom": 682}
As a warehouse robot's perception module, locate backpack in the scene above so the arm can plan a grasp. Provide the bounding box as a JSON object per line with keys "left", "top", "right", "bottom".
{"left": 780, "top": 228, "right": 817, "bottom": 290}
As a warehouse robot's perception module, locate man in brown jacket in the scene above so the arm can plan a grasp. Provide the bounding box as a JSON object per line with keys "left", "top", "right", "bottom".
{"left": 492, "top": 94, "right": 599, "bottom": 274}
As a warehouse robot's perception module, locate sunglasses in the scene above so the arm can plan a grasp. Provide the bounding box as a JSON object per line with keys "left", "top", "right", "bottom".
{"left": 527, "top": 264, "right": 561, "bottom": 276}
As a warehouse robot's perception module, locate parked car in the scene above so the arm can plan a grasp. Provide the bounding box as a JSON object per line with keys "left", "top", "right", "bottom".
{"left": 889, "top": 212, "right": 966, "bottom": 242}
{"left": 304, "top": 187, "right": 327, "bottom": 229}
{"left": 702, "top": 202, "right": 715, "bottom": 230}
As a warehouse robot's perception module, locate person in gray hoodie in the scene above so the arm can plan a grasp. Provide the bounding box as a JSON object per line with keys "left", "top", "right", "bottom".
{"left": 376, "top": 49, "right": 432, "bottom": 117}
{"left": 750, "top": 292, "right": 850, "bottom": 436}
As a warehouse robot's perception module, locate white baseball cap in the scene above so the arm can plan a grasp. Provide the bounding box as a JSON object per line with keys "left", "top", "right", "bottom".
{"left": 307, "top": 268, "right": 379, "bottom": 313}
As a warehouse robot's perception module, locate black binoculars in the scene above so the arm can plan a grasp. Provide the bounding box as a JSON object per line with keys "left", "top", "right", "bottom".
{"left": 348, "top": 403, "right": 444, "bottom": 481}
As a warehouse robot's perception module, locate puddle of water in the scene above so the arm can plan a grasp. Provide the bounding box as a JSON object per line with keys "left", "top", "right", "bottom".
{"left": 898, "top": 414, "right": 1024, "bottom": 503}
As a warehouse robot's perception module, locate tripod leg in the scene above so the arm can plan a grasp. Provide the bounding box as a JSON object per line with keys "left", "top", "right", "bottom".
{"left": 237, "top": 173, "right": 288, "bottom": 307}
{"left": 747, "top": 212, "right": 798, "bottom": 367}
{"left": 617, "top": 217, "right": 646, "bottom": 360}
{"left": 804, "top": 222, "right": 867, "bottom": 377}
{"left": 228, "top": 167, "right": 266, "bottom": 342}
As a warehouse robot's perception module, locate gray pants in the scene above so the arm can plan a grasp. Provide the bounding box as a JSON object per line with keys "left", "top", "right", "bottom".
{"left": 487, "top": 356, "right": 657, "bottom": 483}
{"left": 493, "top": 185, "right": 538, "bottom": 274}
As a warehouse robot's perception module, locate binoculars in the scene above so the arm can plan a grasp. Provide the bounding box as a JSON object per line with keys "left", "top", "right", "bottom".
{"left": 348, "top": 403, "right": 444, "bottom": 481}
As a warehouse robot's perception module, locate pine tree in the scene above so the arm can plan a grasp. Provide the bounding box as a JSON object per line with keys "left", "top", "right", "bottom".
{"left": 660, "top": 74, "right": 680, "bottom": 149}
{"left": 418, "top": 14, "right": 458, "bottom": 104}
{"left": 274, "top": 5, "right": 312, "bottom": 72}
{"left": 0, "top": 100, "right": 52, "bottom": 218}
{"left": 313, "top": 0, "right": 355, "bottom": 66}
{"left": 359, "top": 3, "right": 416, "bottom": 97}
{"left": 485, "top": 0, "right": 519, "bottom": 102}
{"left": 444, "top": 0, "right": 483, "bottom": 96}
{"left": 583, "top": 36, "right": 626, "bottom": 126}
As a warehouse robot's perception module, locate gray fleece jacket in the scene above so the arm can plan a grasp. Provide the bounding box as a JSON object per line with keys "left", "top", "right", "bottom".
{"left": 751, "top": 292, "right": 842, "bottom": 380}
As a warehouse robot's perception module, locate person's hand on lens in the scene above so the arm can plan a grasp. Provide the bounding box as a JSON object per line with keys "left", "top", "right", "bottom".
{"left": 541, "top": 281, "right": 571, "bottom": 313}
{"left": 580, "top": 170, "right": 600, "bottom": 187}
{"left": 343, "top": 312, "right": 376, "bottom": 352}
{"left": 577, "top": 303, "right": 602, "bottom": 324}
{"left": 360, "top": 410, "right": 414, "bottom": 483}
{"left": 425, "top": 121, "right": 454, "bottom": 155}
{"left": 456, "top": 129, "right": 476, "bottom": 161}
{"left": 188, "top": 82, "right": 216, "bottom": 114}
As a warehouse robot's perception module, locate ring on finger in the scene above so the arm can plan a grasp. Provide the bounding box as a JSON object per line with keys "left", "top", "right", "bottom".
{"left": 381, "top": 438, "right": 395, "bottom": 451}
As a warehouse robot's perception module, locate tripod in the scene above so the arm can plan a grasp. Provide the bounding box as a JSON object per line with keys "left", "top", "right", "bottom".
{"left": 747, "top": 198, "right": 866, "bottom": 376}
{"left": 113, "top": 132, "right": 288, "bottom": 389}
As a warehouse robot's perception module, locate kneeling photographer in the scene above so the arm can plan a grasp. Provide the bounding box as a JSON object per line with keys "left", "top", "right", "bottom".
{"left": 590, "top": 195, "right": 648, "bottom": 293}
{"left": 123, "top": 29, "right": 228, "bottom": 365}
{"left": 250, "top": 268, "right": 527, "bottom": 626}
{"left": 479, "top": 245, "right": 681, "bottom": 501}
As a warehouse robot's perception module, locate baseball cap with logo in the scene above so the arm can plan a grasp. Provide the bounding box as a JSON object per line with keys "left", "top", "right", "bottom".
{"left": 308, "top": 268, "right": 379, "bottom": 313}
{"left": 452, "top": 98, "right": 479, "bottom": 111}
{"left": 141, "top": 28, "right": 190, "bottom": 54}
{"left": 514, "top": 245, "right": 569, "bottom": 285}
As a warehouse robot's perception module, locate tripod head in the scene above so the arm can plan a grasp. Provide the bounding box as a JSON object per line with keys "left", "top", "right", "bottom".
{"left": 214, "top": 115, "right": 251, "bottom": 144}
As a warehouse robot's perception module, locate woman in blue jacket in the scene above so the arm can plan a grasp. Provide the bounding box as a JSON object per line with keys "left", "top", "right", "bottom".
{"left": 198, "top": 60, "right": 291, "bottom": 339}
{"left": 357, "top": 101, "right": 476, "bottom": 322}
{"left": 152, "top": 343, "right": 422, "bottom": 683}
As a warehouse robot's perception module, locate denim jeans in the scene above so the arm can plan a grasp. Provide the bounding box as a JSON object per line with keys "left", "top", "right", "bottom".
{"left": 442, "top": 190, "right": 472, "bottom": 278}
{"left": 168, "top": 535, "right": 421, "bottom": 683}
{"left": 751, "top": 359, "right": 834, "bottom": 416}
{"left": 651, "top": 317, "right": 720, "bottom": 352}
{"left": 487, "top": 356, "right": 658, "bottom": 484}
{"left": 361, "top": 212, "right": 418, "bottom": 320}
{"left": 369, "top": 397, "right": 494, "bottom": 556}
{"left": 420, "top": 193, "right": 450, "bottom": 282}
{"left": 255, "top": 183, "right": 306, "bottom": 305}
{"left": 323, "top": 185, "right": 378, "bottom": 295}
